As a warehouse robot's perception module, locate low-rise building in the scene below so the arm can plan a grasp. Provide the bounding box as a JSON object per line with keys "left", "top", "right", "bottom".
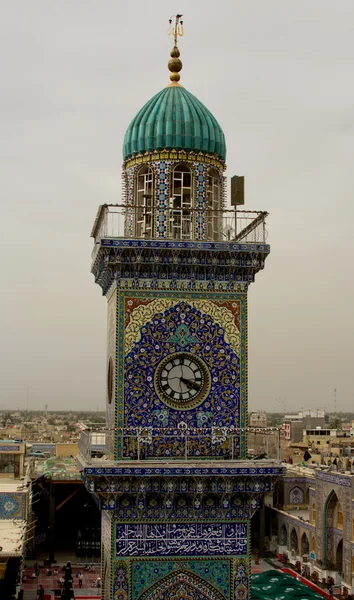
{"left": 250, "top": 412, "right": 267, "bottom": 427}
{"left": 283, "top": 410, "right": 326, "bottom": 442}
{"left": 0, "top": 440, "right": 25, "bottom": 479}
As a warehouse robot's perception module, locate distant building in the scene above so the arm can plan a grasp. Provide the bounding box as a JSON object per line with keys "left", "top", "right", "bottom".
{"left": 283, "top": 410, "right": 326, "bottom": 442}
{"left": 0, "top": 439, "right": 25, "bottom": 478}
{"left": 250, "top": 411, "right": 267, "bottom": 427}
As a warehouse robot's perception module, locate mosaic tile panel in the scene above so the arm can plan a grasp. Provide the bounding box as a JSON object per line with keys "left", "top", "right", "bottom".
{"left": 101, "top": 543, "right": 111, "bottom": 600}
{"left": 131, "top": 558, "right": 230, "bottom": 599}
{"left": 114, "top": 560, "right": 129, "bottom": 600}
{"left": 115, "top": 294, "right": 247, "bottom": 459}
{"left": 0, "top": 492, "right": 25, "bottom": 519}
{"left": 138, "top": 570, "right": 226, "bottom": 600}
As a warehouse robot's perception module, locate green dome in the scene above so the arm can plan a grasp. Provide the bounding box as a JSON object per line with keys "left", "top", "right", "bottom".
{"left": 123, "top": 85, "right": 226, "bottom": 161}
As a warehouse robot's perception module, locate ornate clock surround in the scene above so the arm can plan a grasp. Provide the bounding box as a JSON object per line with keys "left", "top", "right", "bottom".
{"left": 110, "top": 290, "right": 247, "bottom": 460}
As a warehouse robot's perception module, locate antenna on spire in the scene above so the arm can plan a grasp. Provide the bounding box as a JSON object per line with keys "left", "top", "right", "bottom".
{"left": 167, "top": 15, "right": 184, "bottom": 85}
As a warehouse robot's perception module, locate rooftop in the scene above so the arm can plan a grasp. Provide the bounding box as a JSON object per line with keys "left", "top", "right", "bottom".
{"left": 0, "top": 520, "right": 25, "bottom": 557}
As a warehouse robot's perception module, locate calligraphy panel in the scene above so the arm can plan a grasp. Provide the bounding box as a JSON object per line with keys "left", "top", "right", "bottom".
{"left": 116, "top": 522, "right": 247, "bottom": 557}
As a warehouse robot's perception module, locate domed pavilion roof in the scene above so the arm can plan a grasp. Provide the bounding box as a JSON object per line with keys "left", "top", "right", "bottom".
{"left": 123, "top": 33, "right": 226, "bottom": 163}
{"left": 123, "top": 86, "right": 226, "bottom": 162}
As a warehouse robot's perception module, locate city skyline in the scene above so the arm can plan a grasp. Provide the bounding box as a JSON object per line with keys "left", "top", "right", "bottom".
{"left": 1, "top": 0, "right": 354, "bottom": 411}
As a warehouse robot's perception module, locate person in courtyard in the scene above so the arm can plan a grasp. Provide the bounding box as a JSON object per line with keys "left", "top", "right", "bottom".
{"left": 78, "top": 572, "right": 83, "bottom": 588}
{"left": 37, "top": 584, "right": 44, "bottom": 600}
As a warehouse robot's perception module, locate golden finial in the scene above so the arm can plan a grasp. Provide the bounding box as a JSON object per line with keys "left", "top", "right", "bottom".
{"left": 168, "top": 14, "right": 184, "bottom": 85}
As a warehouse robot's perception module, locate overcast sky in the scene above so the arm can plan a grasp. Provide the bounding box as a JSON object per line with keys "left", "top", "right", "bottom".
{"left": 1, "top": 1, "right": 353, "bottom": 413}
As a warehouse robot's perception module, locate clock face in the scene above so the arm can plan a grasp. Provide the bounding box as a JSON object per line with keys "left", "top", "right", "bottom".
{"left": 154, "top": 352, "right": 211, "bottom": 410}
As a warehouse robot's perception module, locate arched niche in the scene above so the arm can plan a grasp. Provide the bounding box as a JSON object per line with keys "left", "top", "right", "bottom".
{"left": 139, "top": 570, "right": 225, "bottom": 600}
{"left": 290, "top": 528, "right": 299, "bottom": 552}
{"left": 324, "top": 490, "right": 343, "bottom": 566}
{"left": 301, "top": 532, "right": 309, "bottom": 555}
{"left": 281, "top": 524, "right": 288, "bottom": 546}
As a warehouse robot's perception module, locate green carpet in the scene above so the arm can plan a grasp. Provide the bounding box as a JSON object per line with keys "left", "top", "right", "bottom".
{"left": 251, "top": 570, "right": 324, "bottom": 600}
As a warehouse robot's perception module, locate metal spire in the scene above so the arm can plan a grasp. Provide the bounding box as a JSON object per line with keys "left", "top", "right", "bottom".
{"left": 167, "top": 14, "right": 184, "bottom": 85}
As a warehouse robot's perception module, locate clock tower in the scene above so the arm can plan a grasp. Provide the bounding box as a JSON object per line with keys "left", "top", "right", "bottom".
{"left": 78, "top": 16, "right": 283, "bottom": 600}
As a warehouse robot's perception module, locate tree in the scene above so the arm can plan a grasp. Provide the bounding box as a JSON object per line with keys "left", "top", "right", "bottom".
{"left": 329, "top": 416, "right": 342, "bottom": 430}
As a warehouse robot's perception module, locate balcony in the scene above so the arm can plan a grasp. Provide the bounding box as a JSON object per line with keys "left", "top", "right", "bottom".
{"left": 91, "top": 204, "right": 268, "bottom": 261}
{"left": 78, "top": 427, "right": 282, "bottom": 463}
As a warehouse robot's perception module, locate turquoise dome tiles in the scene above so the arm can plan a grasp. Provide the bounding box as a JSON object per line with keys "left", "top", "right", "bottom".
{"left": 123, "top": 86, "right": 226, "bottom": 161}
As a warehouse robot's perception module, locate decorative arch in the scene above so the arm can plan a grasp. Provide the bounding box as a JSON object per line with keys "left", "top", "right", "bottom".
{"left": 115, "top": 493, "right": 136, "bottom": 519}
{"left": 139, "top": 570, "right": 226, "bottom": 600}
{"left": 173, "top": 493, "right": 192, "bottom": 519}
{"left": 301, "top": 532, "right": 309, "bottom": 555}
{"left": 145, "top": 493, "right": 162, "bottom": 519}
{"left": 202, "top": 493, "right": 221, "bottom": 519}
{"left": 324, "top": 490, "right": 343, "bottom": 567}
{"left": 290, "top": 528, "right": 299, "bottom": 552}
{"left": 135, "top": 165, "right": 155, "bottom": 238}
{"left": 289, "top": 486, "right": 304, "bottom": 505}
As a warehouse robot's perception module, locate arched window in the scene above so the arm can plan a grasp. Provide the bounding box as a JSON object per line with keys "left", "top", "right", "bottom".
{"left": 135, "top": 166, "right": 154, "bottom": 238}
{"left": 206, "top": 169, "right": 222, "bottom": 241}
{"left": 170, "top": 164, "right": 193, "bottom": 240}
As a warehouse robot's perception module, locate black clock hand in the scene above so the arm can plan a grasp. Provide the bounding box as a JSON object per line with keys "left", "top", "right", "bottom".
{"left": 180, "top": 377, "right": 200, "bottom": 392}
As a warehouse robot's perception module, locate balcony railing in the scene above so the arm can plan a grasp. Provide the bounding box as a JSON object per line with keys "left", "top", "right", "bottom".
{"left": 91, "top": 204, "right": 268, "bottom": 259}
{"left": 78, "top": 427, "right": 281, "bottom": 463}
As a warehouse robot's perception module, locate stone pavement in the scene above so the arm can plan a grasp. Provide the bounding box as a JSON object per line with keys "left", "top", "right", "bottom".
{"left": 22, "top": 564, "right": 101, "bottom": 600}
{"left": 20, "top": 557, "right": 342, "bottom": 600}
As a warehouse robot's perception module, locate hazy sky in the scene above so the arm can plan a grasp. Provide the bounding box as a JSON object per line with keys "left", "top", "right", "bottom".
{"left": 1, "top": 1, "right": 354, "bottom": 413}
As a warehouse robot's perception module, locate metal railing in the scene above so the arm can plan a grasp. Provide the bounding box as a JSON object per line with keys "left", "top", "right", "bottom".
{"left": 91, "top": 204, "right": 268, "bottom": 258}
{"left": 78, "top": 427, "right": 281, "bottom": 463}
